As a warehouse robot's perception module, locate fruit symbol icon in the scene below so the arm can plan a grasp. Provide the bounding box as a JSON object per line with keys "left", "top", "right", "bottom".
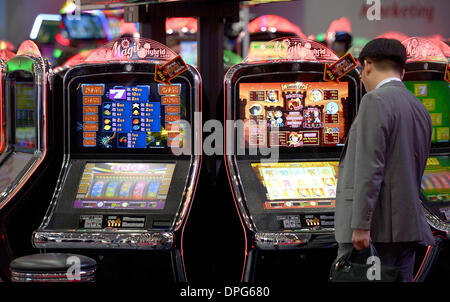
{"left": 119, "top": 181, "right": 133, "bottom": 198}
{"left": 298, "top": 188, "right": 311, "bottom": 197}
{"left": 264, "top": 169, "right": 275, "bottom": 177}
{"left": 132, "top": 118, "right": 140, "bottom": 131}
{"left": 306, "top": 169, "right": 317, "bottom": 177}
{"left": 90, "top": 181, "right": 105, "bottom": 198}
{"left": 327, "top": 188, "right": 336, "bottom": 197}
{"left": 265, "top": 179, "right": 275, "bottom": 189}
{"left": 322, "top": 178, "right": 335, "bottom": 186}
{"left": 133, "top": 181, "right": 146, "bottom": 199}
{"left": 104, "top": 119, "right": 112, "bottom": 131}
{"left": 105, "top": 182, "right": 119, "bottom": 198}
{"left": 283, "top": 188, "right": 296, "bottom": 198}
{"left": 279, "top": 169, "right": 289, "bottom": 177}
{"left": 270, "top": 189, "right": 280, "bottom": 199}
{"left": 321, "top": 168, "right": 331, "bottom": 176}
{"left": 312, "top": 188, "right": 325, "bottom": 197}
{"left": 297, "top": 179, "right": 306, "bottom": 187}
{"left": 282, "top": 179, "right": 291, "bottom": 187}
{"left": 266, "top": 178, "right": 280, "bottom": 188}
{"left": 146, "top": 181, "right": 160, "bottom": 199}
{"left": 103, "top": 103, "right": 112, "bottom": 116}
{"left": 118, "top": 135, "right": 128, "bottom": 147}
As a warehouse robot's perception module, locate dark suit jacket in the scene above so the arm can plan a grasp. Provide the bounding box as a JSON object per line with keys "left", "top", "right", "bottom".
{"left": 334, "top": 80, "right": 434, "bottom": 246}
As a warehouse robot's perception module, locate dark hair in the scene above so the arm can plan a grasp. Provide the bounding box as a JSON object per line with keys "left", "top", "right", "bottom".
{"left": 359, "top": 38, "right": 407, "bottom": 74}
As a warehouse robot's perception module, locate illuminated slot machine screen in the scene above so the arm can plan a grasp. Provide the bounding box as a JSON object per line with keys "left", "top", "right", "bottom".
{"left": 14, "top": 82, "right": 36, "bottom": 150}
{"left": 404, "top": 81, "right": 450, "bottom": 145}
{"left": 239, "top": 81, "right": 350, "bottom": 149}
{"left": 73, "top": 163, "right": 175, "bottom": 210}
{"left": 106, "top": 18, "right": 122, "bottom": 38}
{"left": 63, "top": 14, "right": 106, "bottom": 40}
{"left": 421, "top": 157, "right": 450, "bottom": 221}
{"left": 252, "top": 161, "right": 338, "bottom": 210}
{"left": 36, "top": 20, "right": 61, "bottom": 44}
{"left": 179, "top": 41, "right": 197, "bottom": 67}
{"left": 72, "top": 81, "right": 187, "bottom": 152}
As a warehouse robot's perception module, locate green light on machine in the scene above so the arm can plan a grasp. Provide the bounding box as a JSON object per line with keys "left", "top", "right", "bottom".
{"left": 316, "top": 33, "right": 325, "bottom": 42}
{"left": 53, "top": 48, "right": 63, "bottom": 59}
{"left": 6, "top": 57, "right": 34, "bottom": 73}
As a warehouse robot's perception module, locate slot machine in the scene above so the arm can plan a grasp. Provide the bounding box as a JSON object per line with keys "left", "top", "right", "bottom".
{"left": 402, "top": 37, "right": 450, "bottom": 281}
{"left": 0, "top": 49, "right": 16, "bottom": 154}
{"left": 236, "top": 15, "right": 306, "bottom": 59}
{"left": 31, "top": 38, "right": 202, "bottom": 282}
{"left": 224, "top": 37, "right": 361, "bottom": 281}
{"left": 0, "top": 41, "right": 63, "bottom": 279}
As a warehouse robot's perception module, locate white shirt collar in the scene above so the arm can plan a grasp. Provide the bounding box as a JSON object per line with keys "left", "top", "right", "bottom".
{"left": 375, "top": 77, "right": 402, "bottom": 89}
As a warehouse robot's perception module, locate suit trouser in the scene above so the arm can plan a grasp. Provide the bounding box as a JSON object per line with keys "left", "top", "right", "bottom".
{"left": 337, "top": 242, "right": 417, "bottom": 282}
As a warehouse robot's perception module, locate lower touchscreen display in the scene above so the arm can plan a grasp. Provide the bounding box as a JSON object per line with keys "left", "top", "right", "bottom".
{"left": 251, "top": 161, "right": 339, "bottom": 210}
{"left": 422, "top": 157, "right": 450, "bottom": 203}
{"left": 73, "top": 163, "right": 175, "bottom": 210}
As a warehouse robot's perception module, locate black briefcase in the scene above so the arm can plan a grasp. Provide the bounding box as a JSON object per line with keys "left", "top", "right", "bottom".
{"left": 329, "top": 244, "right": 401, "bottom": 282}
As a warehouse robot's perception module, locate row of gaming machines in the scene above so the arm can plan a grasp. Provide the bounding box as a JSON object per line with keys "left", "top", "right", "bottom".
{"left": 225, "top": 38, "right": 450, "bottom": 281}
{"left": 0, "top": 36, "right": 448, "bottom": 282}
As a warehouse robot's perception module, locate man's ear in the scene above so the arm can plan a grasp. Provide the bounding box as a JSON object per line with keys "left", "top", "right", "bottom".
{"left": 364, "top": 60, "right": 372, "bottom": 76}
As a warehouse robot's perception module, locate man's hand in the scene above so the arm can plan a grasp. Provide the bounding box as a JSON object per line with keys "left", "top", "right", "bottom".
{"left": 352, "top": 229, "right": 371, "bottom": 250}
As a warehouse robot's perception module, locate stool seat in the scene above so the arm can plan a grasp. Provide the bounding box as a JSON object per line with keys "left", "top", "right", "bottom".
{"left": 10, "top": 253, "right": 96, "bottom": 282}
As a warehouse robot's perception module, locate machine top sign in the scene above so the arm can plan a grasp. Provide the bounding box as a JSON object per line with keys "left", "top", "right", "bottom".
{"left": 403, "top": 37, "right": 448, "bottom": 63}
{"left": 84, "top": 38, "right": 178, "bottom": 64}
{"left": 244, "top": 37, "right": 339, "bottom": 64}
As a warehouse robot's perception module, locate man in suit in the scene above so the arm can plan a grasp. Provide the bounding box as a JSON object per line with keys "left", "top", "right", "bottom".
{"left": 334, "top": 38, "right": 435, "bottom": 282}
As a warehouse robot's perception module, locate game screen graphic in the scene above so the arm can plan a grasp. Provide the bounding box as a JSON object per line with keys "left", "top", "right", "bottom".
{"left": 36, "top": 20, "right": 61, "bottom": 44}
{"left": 239, "top": 82, "right": 349, "bottom": 148}
{"left": 14, "top": 82, "right": 36, "bottom": 149}
{"left": 63, "top": 14, "right": 106, "bottom": 40}
{"left": 73, "top": 163, "right": 175, "bottom": 210}
{"left": 404, "top": 81, "right": 449, "bottom": 144}
{"left": 251, "top": 161, "right": 339, "bottom": 210}
{"left": 179, "top": 41, "right": 197, "bottom": 67}
{"left": 422, "top": 157, "right": 450, "bottom": 202}
{"left": 75, "top": 83, "right": 187, "bottom": 150}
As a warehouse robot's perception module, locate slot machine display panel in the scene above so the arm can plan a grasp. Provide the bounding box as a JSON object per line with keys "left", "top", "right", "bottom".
{"left": 421, "top": 156, "right": 450, "bottom": 223}
{"left": 228, "top": 62, "right": 359, "bottom": 233}
{"left": 403, "top": 65, "right": 449, "bottom": 150}
{"left": 0, "top": 59, "right": 6, "bottom": 154}
{"left": 404, "top": 61, "right": 450, "bottom": 233}
{"left": 40, "top": 63, "right": 198, "bottom": 235}
{"left": 0, "top": 67, "right": 38, "bottom": 205}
